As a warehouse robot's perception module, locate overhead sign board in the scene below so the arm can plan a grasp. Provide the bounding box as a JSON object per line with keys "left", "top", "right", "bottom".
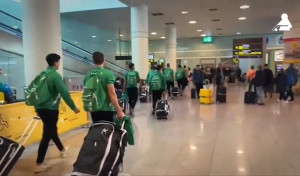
{"left": 233, "top": 38, "right": 263, "bottom": 59}
{"left": 202, "top": 36, "right": 213, "bottom": 43}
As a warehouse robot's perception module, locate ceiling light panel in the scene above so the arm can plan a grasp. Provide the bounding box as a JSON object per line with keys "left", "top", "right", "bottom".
{"left": 240, "top": 5, "right": 250, "bottom": 9}
{"left": 181, "top": 11, "right": 188, "bottom": 14}
{"left": 189, "top": 21, "right": 197, "bottom": 24}
{"left": 238, "top": 17, "right": 247, "bottom": 20}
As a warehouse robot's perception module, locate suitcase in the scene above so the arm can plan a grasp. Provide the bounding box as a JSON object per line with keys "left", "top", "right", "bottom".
{"left": 139, "top": 91, "right": 148, "bottom": 103}
{"left": 0, "top": 117, "right": 40, "bottom": 176}
{"left": 200, "top": 97, "right": 213, "bottom": 104}
{"left": 244, "top": 91, "right": 256, "bottom": 104}
{"left": 72, "top": 121, "right": 128, "bottom": 176}
{"left": 216, "top": 86, "right": 226, "bottom": 103}
{"left": 191, "top": 88, "right": 196, "bottom": 99}
{"left": 171, "top": 86, "right": 181, "bottom": 97}
{"left": 199, "top": 89, "right": 212, "bottom": 97}
{"left": 155, "top": 100, "right": 170, "bottom": 119}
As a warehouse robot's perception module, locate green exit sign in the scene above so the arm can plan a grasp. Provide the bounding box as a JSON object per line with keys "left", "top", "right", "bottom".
{"left": 202, "top": 36, "right": 213, "bottom": 43}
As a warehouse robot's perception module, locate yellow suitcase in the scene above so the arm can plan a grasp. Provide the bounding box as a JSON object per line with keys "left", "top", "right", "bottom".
{"left": 200, "top": 97, "right": 213, "bottom": 104}
{"left": 199, "top": 89, "right": 212, "bottom": 97}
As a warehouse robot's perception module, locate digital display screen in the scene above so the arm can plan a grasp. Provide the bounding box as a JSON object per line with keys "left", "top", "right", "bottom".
{"left": 233, "top": 38, "right": 263, "bottom": 59}
{"left": 202, "top": 36, "right": 213, "bottom": 43}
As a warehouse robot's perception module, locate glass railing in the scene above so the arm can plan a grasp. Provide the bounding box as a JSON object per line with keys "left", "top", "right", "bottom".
{"left": 0, "top": 10, "right": 127, "bottom": 77}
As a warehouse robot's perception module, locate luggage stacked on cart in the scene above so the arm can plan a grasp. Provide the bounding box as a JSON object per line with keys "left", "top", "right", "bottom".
{"left": 216, "top": 86, "right": 226, "bottom": 103}
{"left": 199, "top": 89, "right": 213, "bottom": 104}
{"left": 0, "top": 117, "right": 40, "bottom": 176}
{"left": 155, "top": 100, "right": 170, "bottom": 119}
{"left": 244, "top": 91, "right": 256, "bottom": 104}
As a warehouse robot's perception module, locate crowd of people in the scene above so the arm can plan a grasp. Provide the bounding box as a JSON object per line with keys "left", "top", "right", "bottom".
{"left": 19, "top": 51, "right": 299, "bottom": 173}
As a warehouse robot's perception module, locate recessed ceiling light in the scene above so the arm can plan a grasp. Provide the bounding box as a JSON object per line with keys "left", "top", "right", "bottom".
{"left": 189, "top": 21, "right": 197, "bottom": 24}
{"left": 74, "top": 41, "right": 78, "bottom": 44}
{"left": 12, "top": 26, "right": 18, "bottom": 29}
{"left": 92, "top": 35, "right": 96, "bottom": 38}
{"left": 181, "top": 11, "right": 188, "bottom": 14}
{"left": 238, "top": 17, "right": 247, "bottom": 20}
{"left": 240, "top": 5, "right": 250, "bottom": 9}
{"left": 161, "top": 36, "right": 166, "bottom": 39}
{"left": 201, "top": 34, "right": 207, "bottom": 37}
{"left": 237, "top": 32, "right": 242, "bottom": 35}
{"left": 151, "top": 32, "right": 157, "bottom": 35}
{"left": 119, "top": 34, "right": 124, "bottom": 37}
{"left": 197, "top": 29, "right": 202, "bottom": 32}
{"left": 107, "top": 40, "right": 112, "bottom": 42}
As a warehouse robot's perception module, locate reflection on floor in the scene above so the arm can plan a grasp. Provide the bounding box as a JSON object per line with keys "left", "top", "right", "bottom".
{"left": 10, "top": 84, "right": 300, "bottom": 176}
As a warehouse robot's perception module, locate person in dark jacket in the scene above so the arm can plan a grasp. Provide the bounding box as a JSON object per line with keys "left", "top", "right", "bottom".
{"left": 276, "top": 68, "right": 289, "bottom": 103}
{"left": 193, "top": 65, "right": 204, "bottom": 98}
{"left": 253, "top": 65, "right": 265, "bottom": 105}
{"left": 263, "top": 64, "right": 274, "bottom": 98}
{"left": 285, "top": 63, "right": 299, "bottom": 101}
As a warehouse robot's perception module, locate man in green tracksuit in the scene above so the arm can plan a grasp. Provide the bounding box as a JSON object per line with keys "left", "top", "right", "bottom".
{"left": 146, "top": 65, "right": 157, "bottom": 100}
{"left": 164, "top": 63, "right": 175, "bottom": 96}
{"left": 149, "top": 65, "right": 167, "bottom": 115}
{"left": 124, "top": 63, "right": 140, "bottom": 115}
{"left": 34, "top": 54, "right": 80, "bottom": 173}
{"left": 176, "top": 64, "right": 187, "bottom": 95}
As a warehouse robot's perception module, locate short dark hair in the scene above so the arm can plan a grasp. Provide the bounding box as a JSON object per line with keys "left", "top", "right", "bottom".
{"left": 196, "top": 65, "right": 200, "bottom": 67}
{"left": 264, "top": 64, "right": 268, "bottom": 67}
{"left": 129, "top": 63, "right": 135, "bottom": 69}
{"left": 46, "top": 53, "right": 60, "bottom": 66}
{"left": 157, "top": 65, "right": 162, "bottom": 70}
{"left": 178, "top": 65, "right": 182, "bottom": 68}
{"left": 167, "top": 63, "right": 170, "bottom": 67}
{"left": 93, "top": 52, "right": 104, "bottom": 65}
{"left": 251, "top": 65, "right": 255, "bottom": 69}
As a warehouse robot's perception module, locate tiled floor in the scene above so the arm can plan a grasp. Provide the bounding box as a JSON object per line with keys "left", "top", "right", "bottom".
{"left": 10, "top": 84, "right": 300, "bottom": 176}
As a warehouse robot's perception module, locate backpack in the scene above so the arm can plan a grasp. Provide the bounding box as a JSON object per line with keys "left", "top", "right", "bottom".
{"left": 287, "top": 75, "right": 296, "bottom": 86}
{"left": 150, "top": 72, "right": 162, "bottom": 91}
{"left": 148, "top": 70, "right": 156, "bottom": 83}
{"left": 24, "top": 70, "right": 54, "bottom": 106}
{"left": 164, "top": 69, "right": 172, "bottom": 81}
{"left": 82, "top": 70, "right": 106, "bottom": 112}
{"left": 126, "top": 71, "right": 137, "bottom": 87}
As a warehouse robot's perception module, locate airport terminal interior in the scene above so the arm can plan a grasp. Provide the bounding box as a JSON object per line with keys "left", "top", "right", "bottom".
{"left": 1, "top": 0, "right": 300, "bottom": 175}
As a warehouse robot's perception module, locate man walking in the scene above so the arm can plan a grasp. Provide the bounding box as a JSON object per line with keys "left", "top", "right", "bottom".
{"left": 124, "top": 63, "right": 140, "bottom": 115}
{"left": 149, "top": 65, "right": 166, "bottom": 115}
{"left": 176, "top": 65, "right": 188, "bottom": 95}
{"left": 248, "top": 66, "right": 256, "bottom": 92}
{"left": 193, "top": 65, "right": 204, "bottom": 98}
{"left": 263, "top": 64, "right": 274, "bottom": 98}
{"left": 33, "top": 54, "right": 80, "bottom": 173}
{"left": 164, "top": 63, "right": 175, "bottom": 96}
{"left": 285, "top": 63, "right": 299, "bottom": 101}
{"left": 253, "top": 65, "right": 265, "bottom": 105}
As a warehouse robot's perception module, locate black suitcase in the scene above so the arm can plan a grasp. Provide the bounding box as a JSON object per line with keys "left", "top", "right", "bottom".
{"left": 72, "top": 122, "right": 128, "bottom": 176}
{"left": 216, "top": 86, "right": 226, "bottom": 103}
{"left": 244, "top": 91, "right": 256, "bottom": 104}
{"left": 156, "top": 100, "right": 170, "bottom": 119}
{"left": 191, "top": 88, "right": 196, "bottom": 99}
{"left": 171, "top": 87, "right": 181, "bottom": 97}
{"left": 139, "top": 91, "right": 148, "bottom": 103}
{"left": 0, "top": 117, "right": 40, "bottom": 176}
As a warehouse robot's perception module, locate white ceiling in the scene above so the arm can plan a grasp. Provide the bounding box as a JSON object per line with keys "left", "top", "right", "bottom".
{"left": 62, "top": 0, "right": 300, "bottom": 40}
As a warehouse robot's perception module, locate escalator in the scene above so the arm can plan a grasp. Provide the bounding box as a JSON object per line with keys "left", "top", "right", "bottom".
{"left": 0, "top": 10, "right": 127, "bottom": 78}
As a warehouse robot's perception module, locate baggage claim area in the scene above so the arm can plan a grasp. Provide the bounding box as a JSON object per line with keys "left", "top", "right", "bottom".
{"left": 1, "top": 0, "right": 300, "bottom": 176}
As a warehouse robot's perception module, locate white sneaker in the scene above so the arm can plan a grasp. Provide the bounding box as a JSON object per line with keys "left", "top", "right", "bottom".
{"left": 34, "top": 163, "right": 49, "bottom": 173}
{"left": 60, "top": 149, "right": 67, "bottom": 158}
{"left": 284, "top": 100, "right": 289, "bottom": 104}
{"left": 277, "top": 99, "right": 282, "bottom": 102}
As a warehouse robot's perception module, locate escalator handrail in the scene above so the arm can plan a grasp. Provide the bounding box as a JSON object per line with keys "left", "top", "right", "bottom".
{"left": 0, "top": 10, "right": 127, "bottom": 73}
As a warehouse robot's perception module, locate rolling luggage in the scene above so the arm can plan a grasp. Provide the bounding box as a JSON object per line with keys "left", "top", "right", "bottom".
{"left": 0, "top": 117, "right": 40, "bottom": 176}
{"left": 139, "top": 90, "right": 148, "bottom": 103}
{"left": 216, "top": 86, "right": 226, "bottom": 103}
{"left": 155, "top": 100, "right": 170, "bottom": 119}
{"left": 199, "top": 89, "right": 213, "bottom": 104}
{"left": 244, "top": 91, "right": 256, "bottom": 104}
{"left": 72, "top": 121, "right": 128, "bottom": 176}
{"left": 191, "top": 88, "right": 196, "bottom": 99}
{"left": 171, "top": 86, "right": 181, "bottom": 97}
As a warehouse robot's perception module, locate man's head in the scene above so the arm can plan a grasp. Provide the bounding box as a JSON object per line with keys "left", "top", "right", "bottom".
{"left": 264, "top": 64, "right": 268, "bottom": 68}
{"left": 167, "top": 63, "right": 170, "bottom": 68}
{"left": 196, "top": 65, "right": 200, "bottom": 69}
{"left": 46, "top": 53, "right": 61, "bottom": 70}
{"left": 258, "top": 65, "right": 263, "bottom": 70}
{"left": 93, "top": 51, "right": 105, "bottom": 66}
{"left": 289, "top": 63, "right": 294, "bottom": 68}
{"left": 178, "top": 65, "right": 182, "bottom": 68}
{"left": 157, "top": 65, "right": 162, "bottom": 71}
{"left": 129, "top": 63, "right": 135, "bottom": 70}
{"left": 251, "top": 65, "right": 255, "bottom": 70}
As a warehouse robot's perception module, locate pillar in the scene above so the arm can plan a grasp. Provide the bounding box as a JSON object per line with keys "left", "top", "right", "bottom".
{"left": 22, "top": 0, "right": 63, "bottom": 85}
{"left": 131, "top": 5, "right": 149, "bottom": 79}
{"left": 165, "top": 25, "right": 177, "bottom": 71}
